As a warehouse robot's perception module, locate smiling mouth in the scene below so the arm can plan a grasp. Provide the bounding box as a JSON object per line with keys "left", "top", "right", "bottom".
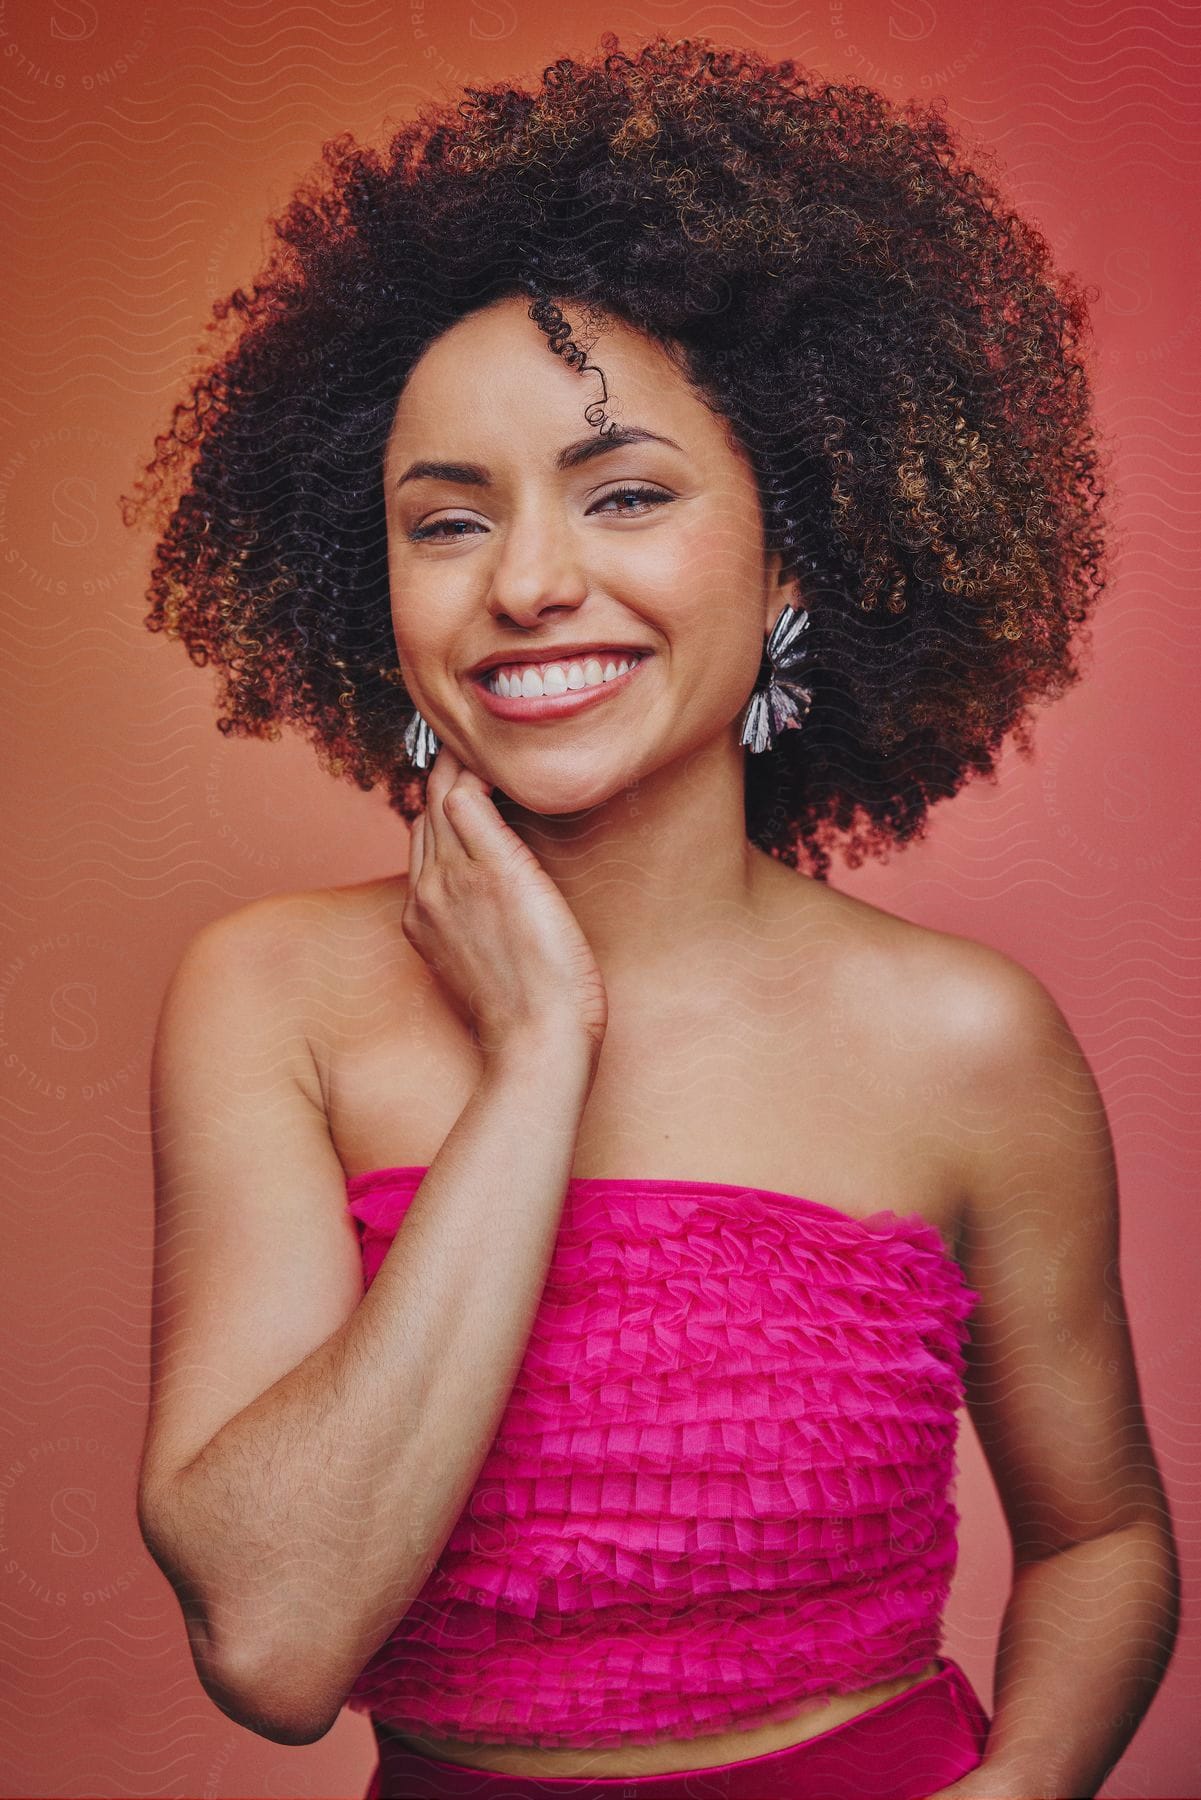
{"left": 470, "top": 652, "right": 650, "bottom": 719}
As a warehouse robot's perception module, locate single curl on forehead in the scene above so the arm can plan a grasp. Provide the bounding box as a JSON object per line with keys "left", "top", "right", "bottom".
{"left": 121, "top": 31, "right": 1109, "bottom": 883}
{"left": 516, "top": 286, "right": 624, "bottom": 440}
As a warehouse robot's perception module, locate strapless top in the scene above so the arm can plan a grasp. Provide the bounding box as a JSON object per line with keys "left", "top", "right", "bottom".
{"left": 342, "top": 1166, "right": 981, "bottom": 1749}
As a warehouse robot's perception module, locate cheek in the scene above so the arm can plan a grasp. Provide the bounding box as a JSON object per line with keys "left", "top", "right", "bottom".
{"left": 387, "top": 595, "right": 439, "bottom": 677}
{"left": 386, "top": 554, "right": 454, "bottom": 668}
{"left": 659, "top": 595, "right": 767, "bottom": 734}
{"left": 667, "top": 507, "right": 763, "bottom": 606}
{"left": 641, "top": 498, "right": 754, "bottom": 584}
{"left": 654, "top": 521, "right": 765, "bottom": 658}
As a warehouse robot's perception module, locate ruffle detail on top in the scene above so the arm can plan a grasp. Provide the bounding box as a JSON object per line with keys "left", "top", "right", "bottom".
{"left": 342, "top": 1168, "right": 981, "bottom": 1749}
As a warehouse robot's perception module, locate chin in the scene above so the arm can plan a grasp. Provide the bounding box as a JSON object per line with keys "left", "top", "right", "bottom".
{"left": 489, "top": 766, "right": 638, "bottom": 821}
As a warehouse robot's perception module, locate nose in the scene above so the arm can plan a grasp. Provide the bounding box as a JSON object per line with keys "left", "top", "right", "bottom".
{"left": 484, "top": 500, "right": 589, "bottom": 628}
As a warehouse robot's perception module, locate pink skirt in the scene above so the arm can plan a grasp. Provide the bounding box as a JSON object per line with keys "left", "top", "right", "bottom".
{"left": 362, "top": 1657, "right": 991, "bottom": 1799}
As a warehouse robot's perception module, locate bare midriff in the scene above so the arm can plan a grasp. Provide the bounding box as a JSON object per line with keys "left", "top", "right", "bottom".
{"left": 370, "top": 1657, "right": 943, "bottom": 1777}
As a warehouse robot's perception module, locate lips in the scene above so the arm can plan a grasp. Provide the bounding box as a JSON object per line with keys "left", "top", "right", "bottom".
{"left": 469, "top": 650, "right": 651, "bottom": 722}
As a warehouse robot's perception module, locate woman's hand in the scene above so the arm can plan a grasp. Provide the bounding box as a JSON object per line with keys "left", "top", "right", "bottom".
{"left": 402, "top": 744, "right": 609, "bottom": 1063}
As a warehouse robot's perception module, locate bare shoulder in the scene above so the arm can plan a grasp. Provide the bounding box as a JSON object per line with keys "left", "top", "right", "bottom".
{"left": 838, "top": 889, "right": 1102, "bottom": 1209}
{"left": 206, "top": 875, "right": 410, "bottom": 946}
{"left": 187, "top": 877, "right": 413, "bottom": 1099}
{"left": 800, "top": 876, "right": 1066, "bottom": 1062}
{"left": 885, "top": 909, "right": 1075, "bottom": 1084}
{"left": 810, "top": 886, "right": 1094, "bottom": 1234}
{"left": 778, "top": 873, "right": 1078, "bottom": 1146}
{"left": 201, "top": 876, "right": 413, "bottom": 978}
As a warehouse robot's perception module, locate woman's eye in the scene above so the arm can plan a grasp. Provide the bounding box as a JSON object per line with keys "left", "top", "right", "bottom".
{"left": 406, "top": 486, "right": 672, "bottom": 543}
{"left": 407, "top": 516, "right": 482, "bottom": 543}
{"left": 592, "top": 485, "right": 673, "bottom": 516}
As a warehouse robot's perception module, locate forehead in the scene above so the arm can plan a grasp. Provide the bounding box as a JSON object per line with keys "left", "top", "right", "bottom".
{"left": 386, "top": 295, "right": 723, "bottom": 459}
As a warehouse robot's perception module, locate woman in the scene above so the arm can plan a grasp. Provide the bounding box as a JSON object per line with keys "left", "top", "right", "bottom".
{"left": 127, "top": 35, "right": 1179, "bottom": 1800}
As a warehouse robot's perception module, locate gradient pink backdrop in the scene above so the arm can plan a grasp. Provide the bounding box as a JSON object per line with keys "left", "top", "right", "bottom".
{"left": 1, "top": 2, "right": 1197, "bottom": 1795}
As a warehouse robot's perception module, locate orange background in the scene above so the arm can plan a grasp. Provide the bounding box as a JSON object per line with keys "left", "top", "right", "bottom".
{"left": 2, "top": 2, "right": 1198, "bottom": 1795}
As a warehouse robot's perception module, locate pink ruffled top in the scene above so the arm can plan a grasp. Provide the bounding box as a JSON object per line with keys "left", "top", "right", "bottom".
{"left": 343, "top": 1166, "right": 980, "bottom": 1749}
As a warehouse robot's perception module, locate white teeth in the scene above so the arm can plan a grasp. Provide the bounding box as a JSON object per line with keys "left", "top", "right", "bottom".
{"left": 489, "top": 654, "right": 641, "bottom": 699}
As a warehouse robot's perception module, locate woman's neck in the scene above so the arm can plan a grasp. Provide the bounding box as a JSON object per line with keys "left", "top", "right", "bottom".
{"left": 490, "top": 733, "right": 779, "bottom": 991}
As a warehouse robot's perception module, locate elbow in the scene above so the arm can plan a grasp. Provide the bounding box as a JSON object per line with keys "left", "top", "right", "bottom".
{"left": 167, "top": 1596, "right": 339, "bottom": 1744}
{"left": 179, "top": 1604, "right": 349, "bottom": 1745}
{"left": 1147, "top": 1512, "right": 1184, "bottom": 1658}
{"left": 195, "top": 1643, "right": 344, "bottom": 1745}
{"left": 137, "top": 1486, "right": 343, "bottom": 1746}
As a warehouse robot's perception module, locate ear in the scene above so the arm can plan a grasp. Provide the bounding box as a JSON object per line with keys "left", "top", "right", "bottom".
{"left": 763, "top": 551, "right": 804, "bottom": 638}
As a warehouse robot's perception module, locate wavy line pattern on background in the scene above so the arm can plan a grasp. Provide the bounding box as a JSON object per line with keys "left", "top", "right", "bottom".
{"left": 1, "top": 2, "right": 1198, "bottom": 1796}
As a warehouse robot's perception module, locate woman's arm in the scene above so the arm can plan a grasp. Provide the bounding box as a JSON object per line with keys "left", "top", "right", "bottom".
{"left": 138, "top": 912, "right": 601, "bottom": 1747}
{"left": 930, "top": 954, "right": 1180, "bottom": 1800}
{"left": 141, "top": 751, "right": 613, "bottom": 1746}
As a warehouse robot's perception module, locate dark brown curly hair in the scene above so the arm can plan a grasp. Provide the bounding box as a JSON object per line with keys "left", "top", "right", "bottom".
{"left": 122, "top": 32, "right": 1108, "bottom": 883}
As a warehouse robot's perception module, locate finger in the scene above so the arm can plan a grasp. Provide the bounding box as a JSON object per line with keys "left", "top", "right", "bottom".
{"left": 422, "top": 742, "right": 459, "bottom": 861}
{"left": 431, "top": 749, "right": 495, "bottom": 861}
{"left": 440, "top": 781, "right": 513, "bottom": 863}
{"left": 406, "top": 811, "right": 425, "bottom": 887}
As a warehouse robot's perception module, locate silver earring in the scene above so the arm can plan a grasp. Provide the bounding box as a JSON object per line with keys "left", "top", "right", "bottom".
{"left": 739, "top": 605, "right": 814, "bottom": 754}
{"left": 403, "top": 707, "right": 440, "bottom": 771}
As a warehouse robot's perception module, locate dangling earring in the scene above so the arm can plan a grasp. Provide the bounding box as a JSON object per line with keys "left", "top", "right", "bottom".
{"left": 739, "top": 605, "right": 814, "bottom": 754}
{"left": 403, "top": 707, "right": 440, "bottom": 771}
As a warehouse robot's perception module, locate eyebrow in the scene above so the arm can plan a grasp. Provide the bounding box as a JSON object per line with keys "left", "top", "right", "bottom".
{"left": 394, "top": 425, "right": 685, "bottom": 491}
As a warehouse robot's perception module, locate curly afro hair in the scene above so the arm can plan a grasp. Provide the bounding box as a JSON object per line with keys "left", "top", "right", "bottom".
{"left": 122, "top": 31, "right": 1108, "bottom": 882}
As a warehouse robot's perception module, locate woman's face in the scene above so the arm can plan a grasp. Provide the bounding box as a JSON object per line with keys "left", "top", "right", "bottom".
{"left": 383, "top": 293, "right": 795, "bottom": 815}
